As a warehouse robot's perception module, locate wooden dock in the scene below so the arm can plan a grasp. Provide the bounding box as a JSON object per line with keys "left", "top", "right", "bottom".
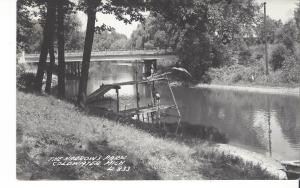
{"left": 120, "top": 105, "right": 177, "bottom": 116}
{"left": 86, "top": 74, "right": 181, "bottom": 123}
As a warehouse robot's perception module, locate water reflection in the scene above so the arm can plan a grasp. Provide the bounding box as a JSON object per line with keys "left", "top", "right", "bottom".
{"left": 65, "top": 61, "right": 300, "bottom": 161}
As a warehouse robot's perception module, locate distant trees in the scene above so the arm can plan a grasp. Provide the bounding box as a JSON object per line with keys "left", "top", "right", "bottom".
{"left": 254, "top": 16, "right": 283, "bottom": 44}
{"left": 93, "top": 30, "right": 128, "bottom": 51}
{"left": 128, "top": 0, "right": 260, "bottom": 80}
{"left": 17, "top": 0, "right": 35, "bottom": 53}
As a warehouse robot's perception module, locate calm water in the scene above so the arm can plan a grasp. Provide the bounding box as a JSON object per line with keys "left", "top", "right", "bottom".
{"left": 65, "top": 61, "right": 300, "bottom": 161}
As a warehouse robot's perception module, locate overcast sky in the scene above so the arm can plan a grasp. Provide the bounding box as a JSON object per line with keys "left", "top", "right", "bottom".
{"left": 78, "top": 0, "right": 299, "bottom": 38}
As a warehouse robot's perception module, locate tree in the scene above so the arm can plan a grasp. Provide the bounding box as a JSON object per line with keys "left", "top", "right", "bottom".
{"left": 254, "top": 15, "right": 283, "bottom": 44}
{"left": 77, "top": 0, "right": 98, "bottom": 106}
{"left": 45, "top": 39, "right": 56, "bottom": 93}
{"left": 77, "top": 0, "right": 145, "bottom": 105}
{"left": 34, "top": 0, "right": 57, "bottom": 92}
{"left": 92, "top": 30, "right": 127, "bottom": 51}
{"left": 57, "top": 0, "right": 68, "bottom": 98}
{"left": 127, "top": 0, "right": 260, "bottom": 80}
{"left": 110, "top": 38, "right": 129, "bottom": 50}
{"left": 64, "top": 14, "right": 85, "bottom": 52}
{"left": 275, "top": 21, "right": 298, "bottom": 52}
{"left": 295, "top": 0, "right": 300, "bottom": 33}
{"left": 17, "top": 0, "right": 33, "bottom": 53}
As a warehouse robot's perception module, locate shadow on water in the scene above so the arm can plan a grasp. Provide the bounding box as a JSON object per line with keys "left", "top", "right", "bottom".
{"left": 87, "top": 105, "right": 228, "bottom": 145}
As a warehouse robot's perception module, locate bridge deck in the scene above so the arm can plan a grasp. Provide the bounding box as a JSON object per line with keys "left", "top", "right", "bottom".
{"left": 23, "top": 50, "right": 177, "bottom": 63}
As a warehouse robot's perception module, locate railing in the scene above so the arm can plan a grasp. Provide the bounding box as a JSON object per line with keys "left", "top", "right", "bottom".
{"left": 25, "top": 49, "right": 175, "bottom": 58}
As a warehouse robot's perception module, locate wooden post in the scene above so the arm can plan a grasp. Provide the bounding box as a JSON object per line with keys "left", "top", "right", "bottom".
{"left": 263, "top": 2, "right": 269, "bottom": 75}
{"left": 166, "top": 75, "right": 181, "bottom": 117}
{"left": 116, "top": 88, "right": 119, "bottom": 113}
{"left": 135, "top": 64, "right": 140, "bottom": 120}
{"left": 147, "top": 113, "right": 150, "bottom": 124}
{"left": 77, "top": 61, "right": 80, "bottom": 77}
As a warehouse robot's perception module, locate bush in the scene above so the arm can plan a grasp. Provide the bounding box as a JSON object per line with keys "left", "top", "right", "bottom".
{"left": 16, "top": 63, "right": 25, "bottom": 79}
{"left": 238, "top": 41, "right": 252, "bottom": 65}
{"left": 281, "top": 55, "right": 300, "bottom": 83}
{"left": 17, "top": 72, "right": 36, "bottom": 91}
{"left": 270, "top": 44, "right": 289, "bottom": 71}
{"left": 208, "top": 63, "right": 265, "bottom": 84}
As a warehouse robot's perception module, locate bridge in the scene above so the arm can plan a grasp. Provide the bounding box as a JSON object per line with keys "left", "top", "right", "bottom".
{"left": 21, "top": 50, "right": 178, "bottom": 78}
{"left": 23, "top": 50, "right": 178, "bottom": 64}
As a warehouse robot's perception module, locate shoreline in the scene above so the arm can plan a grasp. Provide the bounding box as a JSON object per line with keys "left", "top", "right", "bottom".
{"left": 193, "top": 84, "right": 300, "bottom": 97}
{"left": 17, "top": 91, "right": 283, "bottom": 180}
{"left": 214, "top": 143, "right": 286, "bottom": 179}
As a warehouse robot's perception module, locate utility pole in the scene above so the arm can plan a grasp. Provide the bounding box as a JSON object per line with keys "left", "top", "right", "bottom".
{"left": 263, "top": 2, "right": 269, "bottom": 75}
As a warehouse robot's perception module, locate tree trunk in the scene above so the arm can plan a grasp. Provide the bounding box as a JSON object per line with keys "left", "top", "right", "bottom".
{"left": 34, "top": 0, "right": 57, "bottom": 92}
{"left": 77, "top": 1, "right": 97, "bottom": 106}
{"left": 45, "top": 41, "right": 55, "bottom": 94}
{"left": 57, "top": 0, "right": 66, "bottom": 98}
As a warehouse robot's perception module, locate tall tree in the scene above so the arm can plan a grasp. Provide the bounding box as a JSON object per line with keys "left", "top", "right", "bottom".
{"left": 45, "top": 34, "right": 56, "bottom": 94}
{"left": 77, "top": 0, "right": 145, "bottom": 105}
{"left": 77, "top": 0, "right": 98, "bottom": 105}
{"left": 57, "top": 0, "right": 67, "bottom": 98}
{"left": 34, "top": 0, "right": 57, "bottom": 92}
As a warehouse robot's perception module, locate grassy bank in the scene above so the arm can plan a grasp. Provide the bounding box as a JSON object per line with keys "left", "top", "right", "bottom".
{"left": 17, "top": 91, "right": 282, "bottom": 180}
{"left": 206, "top": 44, "right": 300, "bottom": 88}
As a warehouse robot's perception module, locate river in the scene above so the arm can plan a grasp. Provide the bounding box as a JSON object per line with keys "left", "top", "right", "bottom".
{"left": 65, "top": 61, "right": 300, "bottom": 161}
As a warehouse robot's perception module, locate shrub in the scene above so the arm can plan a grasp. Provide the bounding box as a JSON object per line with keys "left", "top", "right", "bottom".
{"left": 16, "top": 63, "right": 25, "bottom": 79}
{"left": 281, "top": 55, "right": 300, "bottom": 83}
{"left": 238, "top": 41, "right": 252, "bottom": 65}
{"left": 17, "top": 72, "right": 36, "bottom": 91}
{"left": 270, "top": 44, "right": 289, "bottom": 71}
{"left": 208, "top": 63, "right": 265, "bottom": 84}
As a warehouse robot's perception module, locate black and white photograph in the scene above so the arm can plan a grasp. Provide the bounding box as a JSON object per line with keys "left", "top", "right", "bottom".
{"left": 11, "top": 0, "right": 300, "bottom": 182}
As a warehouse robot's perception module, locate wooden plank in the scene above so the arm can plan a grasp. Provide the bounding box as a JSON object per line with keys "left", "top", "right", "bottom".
{"left": 86, "top": 85, "right": 120, "bottom": 103}
{"left": 121, "top": 105, "right": 176, "bottom": 116}
{"left": 109, "top": 77, "right": 167, "bottom": 86}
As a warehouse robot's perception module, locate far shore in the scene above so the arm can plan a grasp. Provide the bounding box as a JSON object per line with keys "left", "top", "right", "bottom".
{"left": 194, "top": 84, "right": 300, "bottom": 97}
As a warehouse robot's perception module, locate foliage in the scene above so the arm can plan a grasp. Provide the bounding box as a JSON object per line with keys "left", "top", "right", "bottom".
{"left": 238, "top": 40, "right": 252, "bottom": 65}
{"left": 128, "top": 0, "right": 260, "bottom": 81}
{"left": 295, "top": 0, "right": 300, "bottom": 38}
{"left": 207, "top": 62, "right": 264, "bottom": 84}
{"left": 110, "top": 38, "right": 129, "bottom": 50}
{"left": 17, "top": 72, "right": 36, "bottom": 91}
{"left": 64, "top": 14, "right": 85, "bottom": 52}
{"left": 275, "top": 20, "right": 298, "bottom": 52}
{"left": 270, "top": 44, "right": 290, "bottom": 71}
{"left": 17, "top": 0, "right": 39, "bottom": 53}
{"left": 16, "top": 63, "right": 26, "bottom": 80}
{"left": 254, "top": 15, "right": 283, "bottom": 44}
{"left": 93, "top": 30, "right": 128, "bottom": 51}
{"left": 281, "top": 55, "right": 300, "bottom": 83}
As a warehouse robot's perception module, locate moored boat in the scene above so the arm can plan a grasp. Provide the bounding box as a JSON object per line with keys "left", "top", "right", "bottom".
{"left": 281, "top": 160, "right": 300, "bottom": 180}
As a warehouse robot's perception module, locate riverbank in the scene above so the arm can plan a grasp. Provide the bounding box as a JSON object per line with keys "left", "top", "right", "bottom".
{"left": 17, "top": 91, "right": 285, "bottom": 180}
{"left": 194, "top": 84, "right": 299, "bottom": 97}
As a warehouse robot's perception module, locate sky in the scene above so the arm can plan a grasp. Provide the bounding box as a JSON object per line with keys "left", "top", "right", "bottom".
{"left": 77, "top": 11, "right": 140, "bottom": 38}
{"left": 78, "top": 0, "right": 299, "bottom": 38}
{"left": 256, "top": 0, "right": 298, "bottom": 22}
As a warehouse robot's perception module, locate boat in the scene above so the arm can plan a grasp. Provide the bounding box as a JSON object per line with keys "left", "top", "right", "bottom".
{"left": 280, "top": 160, "right": 300, "bottom": 179}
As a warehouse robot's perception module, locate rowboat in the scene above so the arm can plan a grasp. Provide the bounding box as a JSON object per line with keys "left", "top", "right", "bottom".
{"left": 281, "top": 160, "right": 300, "bottom": 180}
